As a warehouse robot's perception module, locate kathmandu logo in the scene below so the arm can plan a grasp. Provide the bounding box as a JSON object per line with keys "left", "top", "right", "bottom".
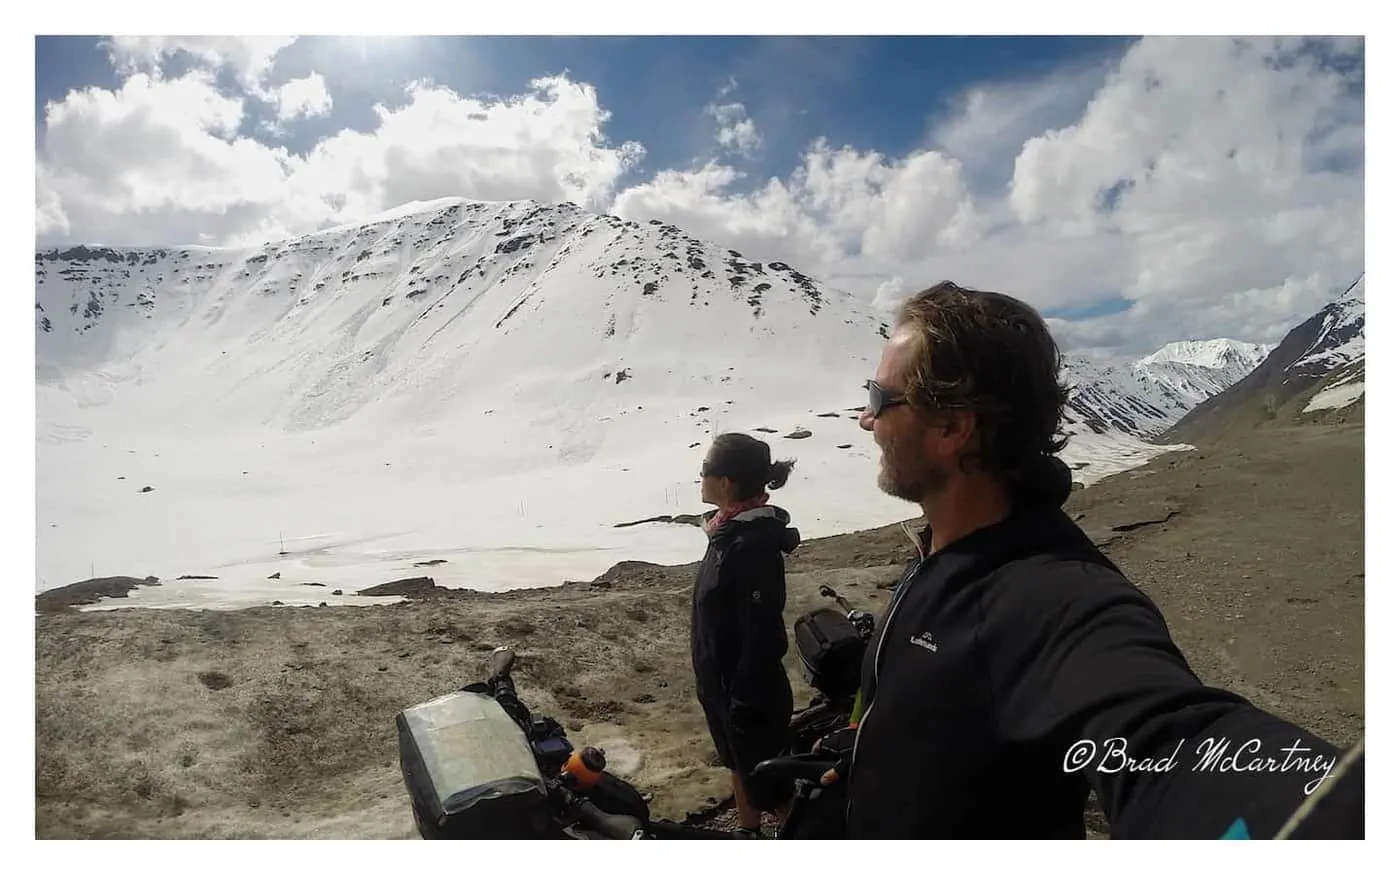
{"left": 910, "top": 632, "right": 939, "bottom": 653}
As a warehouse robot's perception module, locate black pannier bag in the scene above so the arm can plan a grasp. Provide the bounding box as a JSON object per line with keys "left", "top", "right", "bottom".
{"left": 793, "top": 607, "right": 866, "bottom": 701}
{"left": 396, "top": 688, "right": 553, "bottom": 839}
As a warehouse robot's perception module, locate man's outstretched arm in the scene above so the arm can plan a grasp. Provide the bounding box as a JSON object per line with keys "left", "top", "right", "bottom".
{"left": 990, "top": 566, "right": 1360, "bottom": 839}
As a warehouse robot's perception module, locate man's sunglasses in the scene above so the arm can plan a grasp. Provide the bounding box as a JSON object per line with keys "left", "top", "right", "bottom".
{"left": 865, "top": 379, "right": 909, "bottom": 418}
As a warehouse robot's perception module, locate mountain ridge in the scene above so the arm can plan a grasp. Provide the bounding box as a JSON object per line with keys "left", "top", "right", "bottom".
{"left": 1061, "top": 339, "right": 1273, "bottom": 441}
{"left": 35, "top": 195, "right": 1265, "bottom": 446}
{"left": 37, "top": 197, "right": 886, "bottom": 436}
{"left": 1162, "top": 274, "right": 1365, "bottom": 445}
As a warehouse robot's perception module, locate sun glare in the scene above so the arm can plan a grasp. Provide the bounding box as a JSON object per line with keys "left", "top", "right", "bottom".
{"left": 337, "top": 35, "right": 416, "bottom": 62}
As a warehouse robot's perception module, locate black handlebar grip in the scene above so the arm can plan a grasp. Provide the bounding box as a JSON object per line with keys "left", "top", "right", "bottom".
{"left": 574, "top": 798, "right": 644, "bottom": 840}
{"left": 487, "top": 646, "right": 516, "bottom": 683}
{"left": 750, "top": 752, "right": 840, "bottom": 784}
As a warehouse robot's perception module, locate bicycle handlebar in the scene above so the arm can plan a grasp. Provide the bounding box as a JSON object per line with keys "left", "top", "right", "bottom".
{"left": 548, "top": 779, "right": 645, "bottom": 839}
{"left": 488, "top": 646, "right": 516, "bottom": 684}
{"left": 750, "top": 752, "right": 840, "bottom": 785}
{"left": 574, "top": 797, "right": 646, "bottom": 839}
{"left": 471, "top": 646, "right": 670, "bottom": 839}
{"left": 819, "top": 585, "right": 855, "bottom": 614}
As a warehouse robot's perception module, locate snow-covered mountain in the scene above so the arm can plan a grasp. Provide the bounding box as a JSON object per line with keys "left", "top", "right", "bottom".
{"left": 1296, "top": 275, "right": 1366, "bottom": 415}
{"left": 1165, "top": 274, "right": 1365, "bottom": 444}
{"left": 1062, "top": 339, "right": 1273, "bottom": 440}
{"left": 35, "top": 196, "right": 1211, "bottom": 605}
{"left": 36, "top": 198, "right": 886, "bottom": 437}
{"left": 37, "top": 197, "right": 911, "bottom": 600}
{"left": 1140, "top": 338, "right": 1276, "bottom": 375}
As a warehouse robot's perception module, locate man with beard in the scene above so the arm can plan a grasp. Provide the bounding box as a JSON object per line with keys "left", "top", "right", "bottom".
{"left": 814, "top": 280, "right": 1363, "bottom": 840}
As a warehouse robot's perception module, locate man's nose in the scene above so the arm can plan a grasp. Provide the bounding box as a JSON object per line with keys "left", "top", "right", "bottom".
{"left": 858, "top": 408, "right": 875, "bottom": 432}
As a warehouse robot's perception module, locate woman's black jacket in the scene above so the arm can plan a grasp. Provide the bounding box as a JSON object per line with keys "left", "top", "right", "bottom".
{"left": 690, "top": 505, "right": 801, "bottom": 744}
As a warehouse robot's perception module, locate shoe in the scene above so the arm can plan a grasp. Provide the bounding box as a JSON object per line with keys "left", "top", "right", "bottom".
{"left": 734, "top": 826, "right": 763, "bottom": 839}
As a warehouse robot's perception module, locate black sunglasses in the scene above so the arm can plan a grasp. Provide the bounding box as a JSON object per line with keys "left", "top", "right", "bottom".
{"left": 865, "top": 379, "right": 909, "bottom": 418}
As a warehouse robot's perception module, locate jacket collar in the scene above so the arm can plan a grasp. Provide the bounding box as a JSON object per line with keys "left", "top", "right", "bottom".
{"left": 908, "top": 501, "right": 1114, "bottom": 592}
{"left": 702, "top": 505, "right": 800, "bottom": 553}
{"left": 702, "top": 503, "right": 789, "bottom": 531}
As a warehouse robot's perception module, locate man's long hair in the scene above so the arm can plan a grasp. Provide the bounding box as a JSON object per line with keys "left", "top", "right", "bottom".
{"left": 894, "top": 280, "right": 1070, "bottom": 485}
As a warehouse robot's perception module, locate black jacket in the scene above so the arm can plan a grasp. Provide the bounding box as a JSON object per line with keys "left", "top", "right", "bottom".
{"left": 690, "top": 506, "right": 800, "bottom": 739}
{"left": 844, "top": 457, "right": 1362, "bottom": 839}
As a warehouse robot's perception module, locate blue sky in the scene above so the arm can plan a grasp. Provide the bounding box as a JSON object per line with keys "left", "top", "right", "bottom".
{"left": 34, "top": 35, "right": 1364, "bottom": 354}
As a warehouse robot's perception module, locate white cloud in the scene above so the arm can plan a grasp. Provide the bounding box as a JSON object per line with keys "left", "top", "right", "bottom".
{"left": 928, "top": 54, "right": 1113, "bottom": 190}
{"left": 295, "top": 76, "right": 646, "bottom": 222}
{"left": 274, "top": 72, "right": 333, "bottom": 123}
{"left": 872, "top": 276, "right": 911, "bottom": 315}
{"left": 616, "top": 36, "right": 1363, "bottom": 353}
{"left": 35, "top": 162, "right": 70, "bottom": 238}
{"left": 1007, "top": 37, "right": 1363, "bottom": 325}
{"left": 703, "top": 79, "right": 762, "bottom": 157}
{"left": 39, "top": 71, "right": 287, "bottom": 225}
{"left": 708, "top": 101, "right": 762, "bottom": 156}
{"left": 37, "top": 70, "right": 645, "bottom": 249}
{"left": 36, "top": 36, "right": 1363, "bottom": 355}
{"left": 103, "top": 36, "right": 296, "bottom": 93}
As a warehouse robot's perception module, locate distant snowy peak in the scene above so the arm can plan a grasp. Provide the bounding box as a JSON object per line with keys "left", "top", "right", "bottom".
{"left": 1139, "top": 338, "right": 1274, "bottom": 376}
{"left": 1161, "top": 273, "right": 1365, "bottom": 444}
{"left": 1061, "top": 337, "right": 1268, "bottom": 440}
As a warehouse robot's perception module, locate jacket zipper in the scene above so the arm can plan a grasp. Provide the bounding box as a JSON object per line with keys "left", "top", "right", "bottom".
{"left": 870, "top": 525, "right": 929, "bottom": 691}
{"left": 847, "top": 549, "right": 932, "bottom": 822}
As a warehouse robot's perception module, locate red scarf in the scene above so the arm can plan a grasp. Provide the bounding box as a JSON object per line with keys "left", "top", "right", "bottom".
{"left": 703, "top": 493, "right": 770, "bottom": 535}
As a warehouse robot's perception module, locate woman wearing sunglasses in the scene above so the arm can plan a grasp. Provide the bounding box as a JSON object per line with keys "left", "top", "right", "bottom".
{"left": 689, "top": 432, "right": 800, "bottom": 837}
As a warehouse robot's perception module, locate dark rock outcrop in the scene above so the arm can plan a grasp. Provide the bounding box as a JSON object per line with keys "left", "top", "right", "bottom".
{"left": 35, "top": 575, "right": 161, "bottom": 612}
{"left": 357, "top": 576, "right": 439, "bottom": 597}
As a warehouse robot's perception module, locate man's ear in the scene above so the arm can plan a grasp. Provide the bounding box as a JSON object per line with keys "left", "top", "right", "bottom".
{"left": 924, "top": 409, "right": 977, "bottom": 457}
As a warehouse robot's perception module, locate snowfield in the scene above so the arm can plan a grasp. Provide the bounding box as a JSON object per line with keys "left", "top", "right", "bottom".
{"left": 37, "top": 197, "right": 1256, "bottom": 609}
